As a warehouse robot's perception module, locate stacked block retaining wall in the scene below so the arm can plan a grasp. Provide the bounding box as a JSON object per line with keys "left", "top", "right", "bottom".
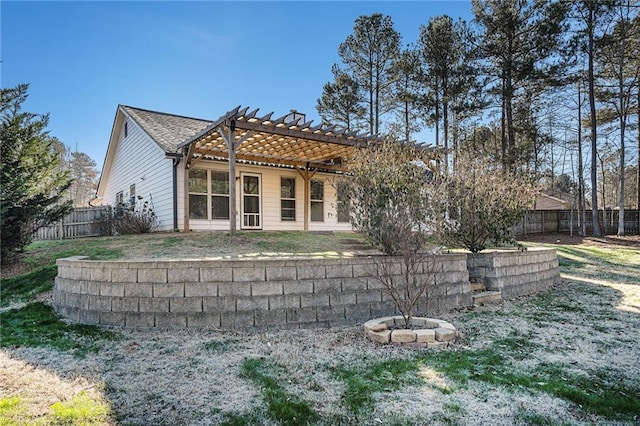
{"left": 53, "top": 248, "right": 559, "bottom": 329}
{"left": 467, "top": 249, "right": 560, "bottom": 299}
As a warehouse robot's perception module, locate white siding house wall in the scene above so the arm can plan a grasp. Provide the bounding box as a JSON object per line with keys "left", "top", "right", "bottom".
{"left": 177, "top": 161, "right": 353, "bottom": 232}
{"left": 101, "top": 116, "right": 174, "bottom": 231}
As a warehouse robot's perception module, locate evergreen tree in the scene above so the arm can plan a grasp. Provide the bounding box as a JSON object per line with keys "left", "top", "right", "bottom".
{"left": 69, "top": 151, "right": 98, "bottom": 207}
{"left": 338, "top": 13, "right": 401, "bottom": 136}
{"left": 387, "top": 47, "right": 427, "bottom": 144}
{"left": 0, "top": 84, "right": 72, "bottom": 263}
{"left": 595, "top": 1, "right": 639, "bottom": 235}
{"left": 419, "top": 15, "right": 473, "bottom": 171}
{"left": 471, "top": 0, "right": 567, "bottom": 171}
{"left": 316, "top": 64, "right": 366, "bottom": 132}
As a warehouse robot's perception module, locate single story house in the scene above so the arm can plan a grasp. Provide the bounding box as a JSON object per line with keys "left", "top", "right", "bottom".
{"left": 95, "top": 105, "right": 373, "bottom": 233}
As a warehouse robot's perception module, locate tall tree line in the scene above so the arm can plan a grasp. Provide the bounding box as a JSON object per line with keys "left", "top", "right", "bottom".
{"left": 317, "top": 0, "right": 640, "bottom": 236}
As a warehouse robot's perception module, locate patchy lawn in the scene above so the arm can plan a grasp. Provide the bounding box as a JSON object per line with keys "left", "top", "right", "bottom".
{"left": 1, "top": 233, "right": 638, "bottom": 425}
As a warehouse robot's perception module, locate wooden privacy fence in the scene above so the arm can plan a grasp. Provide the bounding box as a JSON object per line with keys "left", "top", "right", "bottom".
{"left": 513, "top": 209, "right": 640, "bottom": 236}
{"left": 35, "top": 206, "right": 110, "bottom": 240}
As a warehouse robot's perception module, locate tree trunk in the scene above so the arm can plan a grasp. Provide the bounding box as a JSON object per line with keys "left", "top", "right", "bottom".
{"left": 578, "top": 83, "right": 586, "bottom": 237}
{"left": 588, "top": 7, "right": 602, "bottom": 236}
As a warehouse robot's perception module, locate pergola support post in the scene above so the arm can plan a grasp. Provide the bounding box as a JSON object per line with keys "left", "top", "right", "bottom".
{"left": 228, "top": 125, "right": 237, "bottom": 236}
{"left": 297, "top": 166, "right": 317, "bottom": 231}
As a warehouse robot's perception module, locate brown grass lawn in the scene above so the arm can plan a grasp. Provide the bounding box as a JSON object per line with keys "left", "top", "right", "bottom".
{"left": 1, "top": 233, "right": 639, "bottom": 425}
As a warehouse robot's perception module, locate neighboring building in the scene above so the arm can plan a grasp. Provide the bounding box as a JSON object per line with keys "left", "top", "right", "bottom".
{"left": 95, "top": 105, "right": 372, "bottom": 232}
{"left": 534, "top": 192, "right": 573, "bottom": 210}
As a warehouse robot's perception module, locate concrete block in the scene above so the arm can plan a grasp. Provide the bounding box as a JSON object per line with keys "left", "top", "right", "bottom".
{"left": 233, "top": 267, "right": 265, "bottom": 282}
{"left": 153, "top": 283, "right": 184, "bottom": 298}
{"left": 218, "top": 282, "right": 251, "bottom": 297}
{"left": 283, "top": 280, "right": 313, "bottom": 295}
{"left": 313, "top": 278, "right": 341, "bottom": 293}
{"left": 99, "top": 312, "right": 125, "bottom": 326}
{"left": 236, "top": 296, "right": 268, "bottom": 311}
{"left": 90, "top": 268, "right": 111, "bottom": 282}
{"left": 155, "top": 313, "right": 187, "bottom": 327}
{"left": 317, "top": 305, "right": 345, "bottom": 322}
{"left": 353, "top": 263, "right": 376, "bottom": 278}
{"left": 266, "top": 266, "right": 297, "bottom": 281}
{"left": 185, "top": 282, "right": 218, "bottom": 297}
{"left": 78, "top": 309, "right": 100, "bottom": 325}
{"left": 344, "top": 303, "right": 370, "bottom": 321}
{"left": 168, "top": 268, "right": 200, "bottom": 283}
{"left": 111, "top": 297, "right": 139, "bottom": 312}
{"left": 88, "top": 295, "right": 111, "bottom": 311}
{"left": 268, "top": 294, "right": 300, "bottom": 310}
{"left": 111, "top": 268, "right": 137, "bottom": 283}
{"left": 370, "top": 301, "right": 397, "bottom": 318}
{"left": 221, "top": 311, "right": 254, "bottom": 328}
{"left": 80, "top": 281, "right": 101, "bottom": 296}
{"left": 391, "top": 329, "right": 417, "bottom": 343}
{"left": 203, "top": 296, "right": 236, "bottom": 312}
{"left": 342, "top": 277, "right": 367, "bottom": 291}
{"left": 428, "top": 341, "right": 449, "bottom": 349}
{"left": 356, "top": 290, "right": 382, "bottom": 304}
{"left": 286, "top": 307, "right": 317, "bottom": 323}
{"left": 255, "top": 309, "right": 287, "bottom": 327}
{"left": 296, "top": 265, "right": 325, "bottom": 280}
{"left": 301, "top": 293, "right": 330, "bottom": 308}
{"left": 139, "top": 297, "right": 169, "bottom": 313}
{"left": 200, "top": 267, "right": 233, "bottom": 282}
{"left": 434, "top": 327, "right": 456, "bottom": 342}
{"left": 125, "top": 312, "right": 156, "bottom": 327}
{"left": 138, "top": 269, "right": 167, "bottom": 283}
{"left": 329, "top": 291, "right": 356, "bottom": 306}
{"left": 124, "top": 283, "right": 153, "bottom": 297}
{"left": 64, "top": 293, "right": 81, "bottom": 308}
{"left": 187, "top": 312, "right": 221, "bottom": 328}
{"left": 252, "top": 281, "right": 283, "bottom": 296}
{"left": 58, "top": 306, "right": 79, "bottom": 322}
{"left": 170, "top": 297, "right": 203, "bottom": 313}
{"left": 368, "top": 329, "right": 391, "bottom": 344}
{"left": 326, "top": 264, "right": 353, "bottom": 278}
{"left": 100, "top": 282, "right": 124, "bottom": 297}
{"left": 366, "top": 278, "right": 386, "bottom": 290}
{"left": 415, "top": 329, "right": 436, "bottom": 343}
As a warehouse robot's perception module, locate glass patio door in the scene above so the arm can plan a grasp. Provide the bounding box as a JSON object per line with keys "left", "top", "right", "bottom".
{"left": 241, "top": 174, "right": 261, "bottom": 229}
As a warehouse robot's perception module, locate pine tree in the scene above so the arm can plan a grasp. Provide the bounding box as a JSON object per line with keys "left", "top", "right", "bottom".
{"left": 0, "top": 84, "right": 72, "bottom": 263}
{"left": 316, "top": 64, "right": 366, "bottom": 132}
{"left": 337, "top": 13, "right": 401, "bottom": 136}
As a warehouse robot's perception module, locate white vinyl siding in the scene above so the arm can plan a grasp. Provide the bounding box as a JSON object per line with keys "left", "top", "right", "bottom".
{"left": 178, "top": 162, "right": 352, "bottom": 232}
{"left": 101, "top": 116, "right": 174, "bottom": 231}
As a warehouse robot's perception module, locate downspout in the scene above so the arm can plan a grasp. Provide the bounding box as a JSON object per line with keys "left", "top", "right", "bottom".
{"left": 167, "top": 153, "right": 181, "bottom": 232}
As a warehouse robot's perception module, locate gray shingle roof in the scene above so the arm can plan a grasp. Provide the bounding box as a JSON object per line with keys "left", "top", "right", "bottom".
{"left": 121, "top": 105, "right": 212, "bottom": 153}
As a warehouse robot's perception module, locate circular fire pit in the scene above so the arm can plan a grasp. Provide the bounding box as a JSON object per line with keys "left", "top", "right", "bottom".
{"left": 364, "top": 316, "right": 458, "bottom": 347}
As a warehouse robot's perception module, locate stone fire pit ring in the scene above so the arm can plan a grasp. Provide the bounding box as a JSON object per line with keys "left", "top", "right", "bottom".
{"left": 364, "top": 316, "right": 458, "bottom": 347}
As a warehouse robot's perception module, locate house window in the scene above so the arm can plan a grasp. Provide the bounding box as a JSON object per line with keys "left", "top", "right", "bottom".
{"left": 188, "top": 169, "right": 208, "bottom": 219}
{"left": 188, "top": 169, "right": 230, "bottom": 220}
{"left": 310, "top": 180, "right": 324, "bottom": 222}
{"left": 129, "top": 184, "right": 136, "bottom": 207}
{"left": 280, "top": 177, "right": 296, "bottom": 221}
{"left": 336, "top": 180, "right": 350, "bottom": 223}
{"left": 124, "top": 121, "right": 128, "bottom": 138}
{"left": 116, "top": 191, "right": 124, "bottom": 206}
{"left": 211, "top": 170, "right": 229, "bottom": 220}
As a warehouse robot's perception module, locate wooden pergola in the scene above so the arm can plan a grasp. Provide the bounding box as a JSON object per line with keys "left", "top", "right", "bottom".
{"left": 177, "top": 106, "right": 373, "bottom": 233}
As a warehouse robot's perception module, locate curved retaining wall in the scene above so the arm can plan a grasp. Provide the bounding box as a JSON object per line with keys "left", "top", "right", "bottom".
{"left": 53, "top": 248, "right": 559, "bottom": 329}
{"left": 467, "top": 249, "right": 560, "bottom": 299}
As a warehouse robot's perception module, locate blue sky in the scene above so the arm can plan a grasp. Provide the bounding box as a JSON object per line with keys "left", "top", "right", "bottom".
{"left": 2, "top": 1, "right": 473, "bottom": 166}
